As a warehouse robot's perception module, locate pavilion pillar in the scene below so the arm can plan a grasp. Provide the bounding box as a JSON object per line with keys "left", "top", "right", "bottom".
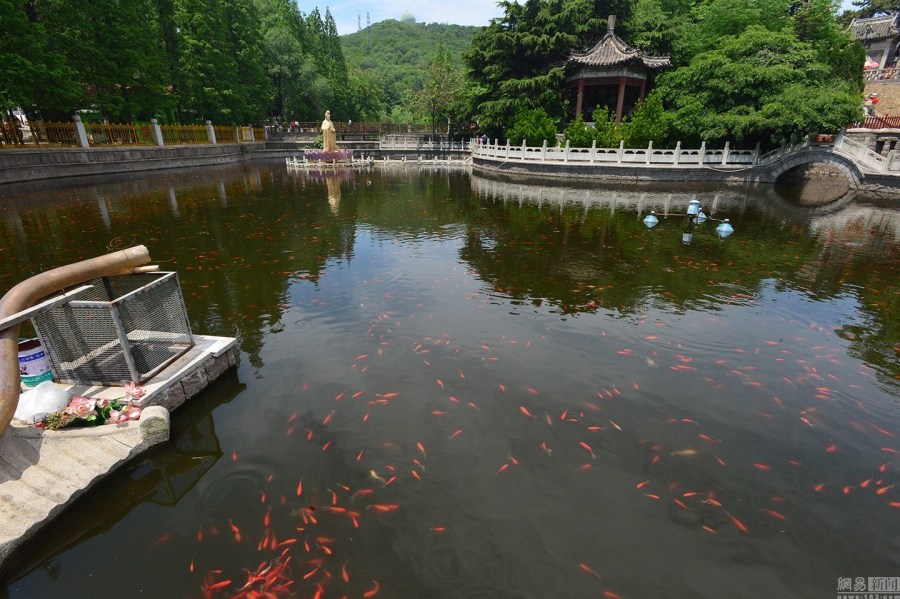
{"left": 615, "top": 77, "right": 626, "bottom": 123}
{"left": 575, "top": 78, "right": 585, "bottom": 119}
{"left": 639, "top": 78, "right": 647, "bottom": 101}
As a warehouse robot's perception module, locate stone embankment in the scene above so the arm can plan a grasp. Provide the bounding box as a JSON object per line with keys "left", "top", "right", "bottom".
{"left": 0, "top": 144, "right": 274, "bottom": 185}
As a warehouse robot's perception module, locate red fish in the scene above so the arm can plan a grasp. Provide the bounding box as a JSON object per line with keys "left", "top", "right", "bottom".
{"left": 761, "top": 509, "right": 786, "bottom": 521}
{"left": 579, "top": 562, "right": 601, "bottom": 579}
{"left": 363, "top": 580, "right": 381, "bottom": 597}
{"left": 579, "top": 441, "right": 596, "bottom": 459}
{"left": 203, "top": 579, "right": 232, "bottom": 592}
{"left": 727, "top": 513, "right": 749, "bottom": 534}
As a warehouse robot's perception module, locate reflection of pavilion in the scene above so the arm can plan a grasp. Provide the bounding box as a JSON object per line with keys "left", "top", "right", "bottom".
{"left": 566, "top": 16, "right": 670, "bottom": 123}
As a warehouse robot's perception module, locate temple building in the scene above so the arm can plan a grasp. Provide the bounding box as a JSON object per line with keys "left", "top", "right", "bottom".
{"left": 565, "top": 16, "right": 670, "bottom": 123}
{"left": 849, "top": 12, "right": 900, "bottom": 69}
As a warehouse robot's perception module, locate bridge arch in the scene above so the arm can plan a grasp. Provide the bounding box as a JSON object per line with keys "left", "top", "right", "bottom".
{"left": 763, "top": 148, "right": 863, "bottom": 187}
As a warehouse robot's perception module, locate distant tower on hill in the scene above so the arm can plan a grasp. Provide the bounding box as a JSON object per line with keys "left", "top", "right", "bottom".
{"left": 400, "top": 11, "right": 415, "bottom": 23}
{"left": 358, "top": 14, "right": 361, "bottom": 31}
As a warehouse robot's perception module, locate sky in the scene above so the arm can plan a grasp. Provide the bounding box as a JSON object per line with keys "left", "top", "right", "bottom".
{"left": 297, "top": 0, "right": 506, "bottom": 36}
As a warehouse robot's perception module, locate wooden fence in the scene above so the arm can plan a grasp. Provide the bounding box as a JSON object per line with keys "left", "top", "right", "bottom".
{"left": 852, "top": 116, "right": 900, "bottom": 129}
{"left": 0, "top": 120, "right": 265, "bottom": 148}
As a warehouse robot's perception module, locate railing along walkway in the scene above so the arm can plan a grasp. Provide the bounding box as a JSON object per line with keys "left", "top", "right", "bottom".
{"left": 472, "top": 139, "right": 759, "bottom": 167}
{"left": 379, "top": 137, "right": 471, "bottom": 151}
{"left": 473, "top": 135, "right": 900, "bottom": 176}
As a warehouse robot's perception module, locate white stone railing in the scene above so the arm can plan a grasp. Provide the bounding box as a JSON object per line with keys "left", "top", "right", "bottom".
{"left": 833, "top": 133, "right": 898, "bottom": 171}
{"left": 379, "top": 137, "right": 471, "bottom": 151}
{"left": 472, "top": 139, "right": 761, "bottom": 167}
{"left": 472, "top": 135, "right": 900, "bottom": 174}
{"left": 756, "top": 138, "right": 813, "bottom": 166}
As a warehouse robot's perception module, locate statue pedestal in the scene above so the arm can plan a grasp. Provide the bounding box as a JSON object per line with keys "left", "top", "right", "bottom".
{"left": 304, "top": 149, "right": 353, "bottom": 163}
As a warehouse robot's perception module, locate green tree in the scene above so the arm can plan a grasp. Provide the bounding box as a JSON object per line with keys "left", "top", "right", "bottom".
{"left": 591, "top": 107, "right": 621, "bottom": 147}
{"left": 223, "top": 0, "right": 271, "bottom": 122}
{"left": 257, "top": 14, "right": 306, "bottom": 119}
{"left": 676, "top": 0, "right": 792, "bottom": 63}
{"left": 0, "top": 0, "right": 79, "bottom": 117}
{"left": 794, "top": 0, "right": 865, "bottom": 87}
{"left": 341, "top": 20, "right": 481, "bottom": 122}
{"left": 174, "top": 0, "right": 269, "bottom": 123}
{"left": 629, "top": 0, "right": 694, "bottom": 56}
{"left": 506, "top": 107, "right": 558, "bottom": 145}
{"left": 412, "top": 47, "right": 465, "bottom": 134}
{"left": 622, "top": 92, "right": 671, "bottom": 146}
{"left": 564, "top": 115, "right": 594, "bottom": 147}
{"left": 347, "top": 65, "right": 386, "bottom": 121}
{"left": 465, "top": 0, "right": 633, "bottom": 136}
{"left": 657, "top": 26, "right": 861, "bottom": 145}
{"left": 848, "top": 0, "right": 900, "bottom": 18}
{"left": 37, "top": 0, "right": 171, "bottom": 121}
{"left": 174, "top": 0, "right": 241, "bottom": 121}
{"left": 322, "top": 8, "right": 351, "bottom": 116}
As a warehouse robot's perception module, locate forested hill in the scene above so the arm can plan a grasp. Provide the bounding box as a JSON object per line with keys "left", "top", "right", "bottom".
{"left": 341, "top": 20, "right": 480, "bottom": 111}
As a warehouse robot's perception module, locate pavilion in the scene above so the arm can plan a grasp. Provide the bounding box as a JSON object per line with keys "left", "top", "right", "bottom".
{"left": 565, "top": 16, "right": 670, "bottom": 123}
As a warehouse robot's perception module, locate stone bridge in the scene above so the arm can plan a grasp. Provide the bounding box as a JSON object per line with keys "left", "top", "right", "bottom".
{"left": 755, "top": 144, "right": 866, "bottom": 186}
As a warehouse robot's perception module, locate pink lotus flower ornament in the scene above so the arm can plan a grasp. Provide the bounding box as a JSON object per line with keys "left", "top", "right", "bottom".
{"left": 70, "top": 397, "right": 97, "bottom": 417}
{"left": 123, "top": 382, "right": 145, "bottom": 402}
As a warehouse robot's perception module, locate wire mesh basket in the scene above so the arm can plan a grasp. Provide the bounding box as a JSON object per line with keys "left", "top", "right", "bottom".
{"left": 31, "top": 272, "right": 194, "bottom": 386}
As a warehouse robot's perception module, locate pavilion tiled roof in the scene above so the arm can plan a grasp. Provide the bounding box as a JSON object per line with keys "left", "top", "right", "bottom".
{"left": 567, "top": 25, "right": 670, "bottom": 70}
{"left": 849, "top": 13, "right": 899, "bottom": 41}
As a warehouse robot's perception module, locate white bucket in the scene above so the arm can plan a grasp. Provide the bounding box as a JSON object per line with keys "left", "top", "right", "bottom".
{"left": 18, "top": 339, "right": 54, "bottom": 387}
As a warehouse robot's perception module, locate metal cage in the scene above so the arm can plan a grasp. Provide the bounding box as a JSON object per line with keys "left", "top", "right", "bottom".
{"left": 31, "top": 272, "right": 194, "bottom": 386}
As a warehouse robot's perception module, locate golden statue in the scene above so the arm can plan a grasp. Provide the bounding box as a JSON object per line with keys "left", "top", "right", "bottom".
{"left": 321, "top": 110, "right": 338, "bottom": 153}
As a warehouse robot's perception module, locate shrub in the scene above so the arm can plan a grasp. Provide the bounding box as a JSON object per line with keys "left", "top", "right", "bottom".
{"left": 591, "top": 107, "right": 622, "bottom": 148}
{"left": 623, "top": 92, "right": 671, "bottom": 147}
{"left": 564, "top": 116, "right": 594, "bottom": 148}
{"left": 506, "top": 107, "right": 558, "bottom": 147}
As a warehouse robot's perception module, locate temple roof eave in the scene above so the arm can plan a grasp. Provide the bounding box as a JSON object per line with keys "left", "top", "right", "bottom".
{"left": 849, "top": 13, "right": 899, "bottom": 42}
{"left": 566, "top": 32, "right": 671, "bottom": 71}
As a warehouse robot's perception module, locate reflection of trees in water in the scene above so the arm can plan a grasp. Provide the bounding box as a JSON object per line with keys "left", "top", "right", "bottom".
{"left": 0, "top": 163, "right": 358, "bottom": 372}
{"left": 467, "top": 173, "right": 899, "bottom": 384}
{"left": 1, "top": 166, "right": 895, "bottom": 384}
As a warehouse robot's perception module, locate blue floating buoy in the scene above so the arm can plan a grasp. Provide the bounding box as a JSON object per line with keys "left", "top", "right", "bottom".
{"left": 687, "top": 199, "right": 701, "bottom": 217}
{"left": 715, "top": 219, "right": 734, "bottom": 238}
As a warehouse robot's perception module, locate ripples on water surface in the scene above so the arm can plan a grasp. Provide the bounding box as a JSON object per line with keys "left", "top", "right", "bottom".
{"left": 0, "top": 163, "right": 898, "bottom": 598}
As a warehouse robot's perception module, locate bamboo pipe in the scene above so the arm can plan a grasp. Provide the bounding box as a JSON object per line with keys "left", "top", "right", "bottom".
{"left": 0, "top": 246, "right": 151, "bottom": 438}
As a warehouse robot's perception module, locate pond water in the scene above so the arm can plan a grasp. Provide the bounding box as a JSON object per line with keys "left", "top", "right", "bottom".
{"left": 0, "top": 162, "right": 898, "bottom": 598}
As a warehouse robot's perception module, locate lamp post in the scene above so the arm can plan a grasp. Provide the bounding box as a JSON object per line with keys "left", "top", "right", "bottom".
{"left": 643, "top": 200, "right": 733, "bottom": 245}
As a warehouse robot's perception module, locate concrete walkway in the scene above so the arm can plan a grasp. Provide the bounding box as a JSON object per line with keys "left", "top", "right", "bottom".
{"left": 0, "top": 334, "right": 237, "bottom": 572}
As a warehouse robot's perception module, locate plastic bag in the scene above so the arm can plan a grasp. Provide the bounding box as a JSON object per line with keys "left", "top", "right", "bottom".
{"left": 14, "top": 381, "right": 71, "bottom": 423}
